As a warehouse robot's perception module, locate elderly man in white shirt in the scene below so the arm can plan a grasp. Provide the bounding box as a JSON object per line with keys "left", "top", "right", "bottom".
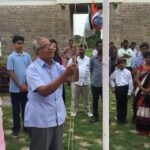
{"left": 24, "top": 37, "right": 78, "bottom": 150}
{"left": 110, "top": 57, "right": 133, "bottom": 124}
{"left": 68, "top": 46, "right": 92, "bottom": 117}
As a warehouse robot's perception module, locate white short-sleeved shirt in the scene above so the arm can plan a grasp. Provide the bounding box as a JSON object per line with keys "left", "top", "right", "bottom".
{"left": 68, "top": 56, "right": 90, "bottom": 86}
{"left": 118, "top": 48, "right": 133, "bottom": 67}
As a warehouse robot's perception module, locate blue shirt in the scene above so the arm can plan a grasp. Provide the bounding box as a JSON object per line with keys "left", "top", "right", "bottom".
{"left": 131, "top": 52, "right": 145, "bottom": 68}
{"left": 7, "top": 51, "right": 32, "bottom": 93}
{"left": 90, "top": 56, "right": 102, "bottom": 87}
{"left": 24, "top": 58, "right": 66, "bottom": 128}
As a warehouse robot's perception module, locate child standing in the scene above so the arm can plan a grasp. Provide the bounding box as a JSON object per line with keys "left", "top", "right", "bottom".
{"left": 0, "top": 97, "right": 5, "bottom": 150}
{"left": 110, "top": 57, "right": 133, "bottom": 123}
{"left": 7, "top": 35, "right": 32, "bottom": 136}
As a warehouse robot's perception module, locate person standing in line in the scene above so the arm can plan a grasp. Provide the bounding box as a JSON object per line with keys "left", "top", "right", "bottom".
{"left": 64, "top": 39, "right": 77, "bottom": 60}
{"left": 110, "top": 57, "right": 133, "bottom": 124}
{"left": 50, "top": 39, "right": 66, "bottom": 103}
{"left": 132, "top": 42, "right": 149, "bottom": 73}
{"left": 131, "top": 42, "right": 149, "bottom": 122}
{"left": 90, "top": 40, "right": 103, "bottom": 122}
{"left": 109, "top": 42, "right": 117, "bottom": 73}
{"left": 64, "top": 39, "right": 77, "bottom": 86}
{"left": 130, "top": 42, "right": 137, "bottom": 61}
{"left": 24, "top": 37, "right": 78, "bottom": 150}
{"left": 118, "top": 40, "right": 133, "bottom": 71}
{"left": 60, "top": 49, "right": 69, "bottom": 68}
{"left": 135, "top": 51, "right": 150, "bottom": 135}
{"left": 7, "top": 35, "right": 32, "bottom": 137}
{"left": 92, "top": 40, "right": 102, "bottom": 57}
{"left": 68, "top": 45, "right": 92, "bottom": 117}
{"left": 50, "top": 39, "right": 63, "bottom": 65}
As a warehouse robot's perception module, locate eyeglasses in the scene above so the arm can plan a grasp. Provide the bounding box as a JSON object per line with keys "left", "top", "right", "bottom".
{"left": 37, "top": 43, "right": 51, "bottom": 51}
{"left": 16, "top": 42, "right": 24, "bottom": 45}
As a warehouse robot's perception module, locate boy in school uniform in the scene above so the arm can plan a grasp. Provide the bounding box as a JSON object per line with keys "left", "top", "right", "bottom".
{"left": 7, "top": 35, "right": 32, "bottom": 136}
{"left": 110, "top": 57, "right": 133, "bottom": 123}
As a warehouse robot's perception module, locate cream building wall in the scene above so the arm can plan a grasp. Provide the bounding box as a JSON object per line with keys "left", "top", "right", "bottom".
{"left": 0, "top": 0, "right": 150, "bottom": 58}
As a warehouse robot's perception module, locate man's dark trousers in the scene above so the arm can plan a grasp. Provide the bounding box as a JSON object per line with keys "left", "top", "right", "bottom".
{"left": 11, "top": 92, "right": 28, "bottom": 132}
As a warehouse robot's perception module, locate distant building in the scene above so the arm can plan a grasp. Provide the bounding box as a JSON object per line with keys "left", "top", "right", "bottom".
{"left": 0, "top": 0, "right": 150, "bottom": 57}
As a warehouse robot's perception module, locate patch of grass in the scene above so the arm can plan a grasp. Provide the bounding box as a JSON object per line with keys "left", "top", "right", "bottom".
{"left": 2, "top": 88, "right": 150, "bottom": 150}
{"left": 85, "top": 48, "right": 93, "bottom": 57}
{"left": 3, "top": 106, "right": 29, "bottom": 150}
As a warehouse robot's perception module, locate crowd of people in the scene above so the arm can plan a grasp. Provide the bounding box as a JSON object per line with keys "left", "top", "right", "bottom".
{"left": 0, "top": 35, "right": 150, "bottom": 150}
{"left": 109, "top": 40, "right": 150, "bottom": 136}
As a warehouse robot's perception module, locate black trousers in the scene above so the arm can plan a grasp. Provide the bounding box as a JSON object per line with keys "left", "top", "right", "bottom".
{"left": 115, "top": 85, "right": 128, "bottom": 122}
{"left": 91, "top": 85, "right": 102, "bottom": 119}
{"left": 10, "top": 92, "right": 28, "bottom": 132}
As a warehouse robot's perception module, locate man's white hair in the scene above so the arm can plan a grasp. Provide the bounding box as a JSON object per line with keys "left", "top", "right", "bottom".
{"left": 32, "top": 37, "right": 48, "bottom": 51}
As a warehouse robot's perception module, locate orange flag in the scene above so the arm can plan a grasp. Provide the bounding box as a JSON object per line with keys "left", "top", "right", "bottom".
{"left": 91, "top": 0, "right": 96, "bottom": 17}
{"left": 90, "top": 0, "right": 103, "bottom": 30}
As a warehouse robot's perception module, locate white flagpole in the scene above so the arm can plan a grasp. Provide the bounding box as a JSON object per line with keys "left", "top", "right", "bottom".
{"left": 102, "top": 0, "right": 109, "bottom": 150}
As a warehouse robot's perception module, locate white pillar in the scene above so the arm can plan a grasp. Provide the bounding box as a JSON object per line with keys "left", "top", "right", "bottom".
{"left": 102, "top": 0, "right": 109, "bottom": 150}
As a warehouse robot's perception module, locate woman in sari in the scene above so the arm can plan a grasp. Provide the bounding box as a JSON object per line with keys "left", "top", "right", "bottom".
{"left": 135, "top": 51, "right": 150, "bottom": 135}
